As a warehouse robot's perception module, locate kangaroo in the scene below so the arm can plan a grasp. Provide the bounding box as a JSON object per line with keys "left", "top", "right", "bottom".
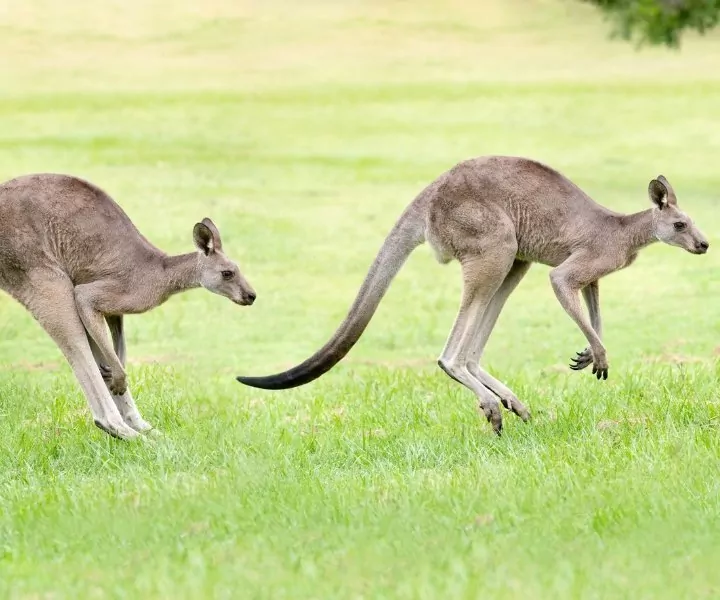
{"left": 0, "top": 173, "right": 256, "bottom": 440}
{"left": 236, "top": 156, "right": 708, "bottom": 434}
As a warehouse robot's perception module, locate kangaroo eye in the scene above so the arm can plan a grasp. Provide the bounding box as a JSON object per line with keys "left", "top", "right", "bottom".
{"left": 221, "top": 270, "right": 234, "bottom": 280}
{"left": 673, "top": 222, "right": 686, "bottom": 231}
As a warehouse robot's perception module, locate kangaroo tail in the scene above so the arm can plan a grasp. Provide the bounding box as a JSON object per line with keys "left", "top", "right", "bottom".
{"left": 236, "top": 201, "right": 427, "bottom": 390}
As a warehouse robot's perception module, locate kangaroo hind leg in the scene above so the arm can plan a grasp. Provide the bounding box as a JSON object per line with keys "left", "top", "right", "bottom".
{"left": 19, "top": 272, "right": 138, "bottom": 440}
{"left": 438, "top": 252, "right": 516, "bottom": 435}
{"left": 466, "top": 259, "right": 532, "bottom": 421}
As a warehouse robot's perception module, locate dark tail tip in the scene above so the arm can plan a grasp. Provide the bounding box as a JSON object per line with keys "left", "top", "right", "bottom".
{"left": 236, "top": 375, "right": 274, "bottom": 389}
{"left": 235, "top": 373, "right": 306, "bottom": 390}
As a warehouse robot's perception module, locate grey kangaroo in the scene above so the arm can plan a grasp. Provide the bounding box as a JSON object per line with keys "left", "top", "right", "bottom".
{"left": 237, "top": 156, "right": 708, "bottom": 434}
{"left": 0, "top": 173, "right": 256, "bottom": 439}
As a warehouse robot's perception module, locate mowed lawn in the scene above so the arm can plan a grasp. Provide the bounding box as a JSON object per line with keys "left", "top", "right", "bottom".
{"left": 2, "top": 0, "right": 720, "bottom": 597}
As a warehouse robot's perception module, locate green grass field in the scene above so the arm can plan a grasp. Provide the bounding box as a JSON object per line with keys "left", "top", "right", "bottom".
{"left": 2, "top": 0, "right": 720, "bottom": 596}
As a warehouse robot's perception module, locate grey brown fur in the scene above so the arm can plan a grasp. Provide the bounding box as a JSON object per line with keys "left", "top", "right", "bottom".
{"left": 237, "top": 155, "right": 708, "bottom": 434}
{"left": 0, "top": 173, "right": 256, "bottom": 439}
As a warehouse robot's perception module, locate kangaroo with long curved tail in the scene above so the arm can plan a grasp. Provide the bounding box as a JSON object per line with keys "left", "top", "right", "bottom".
{"left": 237, "top": 156, "right": 708, "bottom": 434}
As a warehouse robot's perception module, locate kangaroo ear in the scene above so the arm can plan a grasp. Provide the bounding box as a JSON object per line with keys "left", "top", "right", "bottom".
{"left": 648, "top": 178, "right": 669, "bottom": 210}
{"left": 200, "top": 217, "right": 223, "bottom": 250}
{"left": 656, "top": 175, "right": 677, "bottom": 205}
{"left": 193, "top": 222, "right": 215, "bottom": 255}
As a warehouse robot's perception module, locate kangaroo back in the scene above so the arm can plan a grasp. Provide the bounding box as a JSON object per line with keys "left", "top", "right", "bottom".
{"left": 0, "top": 173, "right": 160, "bottom": 285}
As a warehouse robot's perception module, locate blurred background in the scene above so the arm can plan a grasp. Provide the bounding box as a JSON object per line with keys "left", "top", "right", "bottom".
{"left": 0, "top": 0, "right": 719, "bottom": 382}
{"left": 3, "top": 2, "right": 720, "bottom": 597}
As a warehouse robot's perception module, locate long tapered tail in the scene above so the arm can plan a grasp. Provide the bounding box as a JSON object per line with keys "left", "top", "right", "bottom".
{"left": 236, "top": 202, "right": 426, "bottom": 390}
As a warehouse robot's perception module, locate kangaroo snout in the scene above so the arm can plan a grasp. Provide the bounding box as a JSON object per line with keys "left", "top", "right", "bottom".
{"left": 235, "top": 284, "right": 256, "bottom": 306}
{"left": 695, "top": 240, "right": 709, "bottom": 254}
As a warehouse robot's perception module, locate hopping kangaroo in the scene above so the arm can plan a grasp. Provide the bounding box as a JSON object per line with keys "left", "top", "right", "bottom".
{"left": 0, "top": 174, "right": 256, "bottom": 439}
{"left": 237, "top": 156, "right": 708, "bottom": 434}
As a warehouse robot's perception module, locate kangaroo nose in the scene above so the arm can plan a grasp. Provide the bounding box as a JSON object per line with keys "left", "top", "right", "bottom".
{"left": 698, "top": 241, "right": 709, "bottom": 252}
{"left": 246, "top": 291, "right": 257, "bottom": 304}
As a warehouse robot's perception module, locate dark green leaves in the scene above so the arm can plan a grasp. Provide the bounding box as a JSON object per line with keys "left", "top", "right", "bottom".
{"left": 584, "top": 0, "right": 720, "bottom": 47}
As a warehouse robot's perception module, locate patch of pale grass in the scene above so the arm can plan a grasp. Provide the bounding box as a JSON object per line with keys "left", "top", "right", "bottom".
{"left": 1, "top": 0, "right": 719, "bottom": 92}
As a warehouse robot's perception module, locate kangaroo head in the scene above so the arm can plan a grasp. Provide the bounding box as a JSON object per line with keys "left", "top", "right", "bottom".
{"left": 193, "top": 217, "right": 256, "bottom": 305}
{"left": 649, "top": 176, "right": 709, "bottom": 255}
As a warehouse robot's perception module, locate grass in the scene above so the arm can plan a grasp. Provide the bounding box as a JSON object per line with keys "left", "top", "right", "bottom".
{"left": 2, "top": 0, "right": 720, "bottom": 597}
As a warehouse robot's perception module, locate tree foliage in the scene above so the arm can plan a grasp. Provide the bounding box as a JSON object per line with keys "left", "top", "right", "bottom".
{"left": 584, "top": 0, "right": 720, "bottom": 47}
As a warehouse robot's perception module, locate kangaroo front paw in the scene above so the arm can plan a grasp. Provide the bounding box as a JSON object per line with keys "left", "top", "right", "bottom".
{"left": 570, "top": 347, "right": 608, "bottom": 379}
{"left": 109, "top": 372, "right": 127, "bottom": 396}
{"left": 569, "top": 347, "right": 593, "bottom": 371}
{"left": 591, "top": 350, "right": 609, "bottom": 380}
